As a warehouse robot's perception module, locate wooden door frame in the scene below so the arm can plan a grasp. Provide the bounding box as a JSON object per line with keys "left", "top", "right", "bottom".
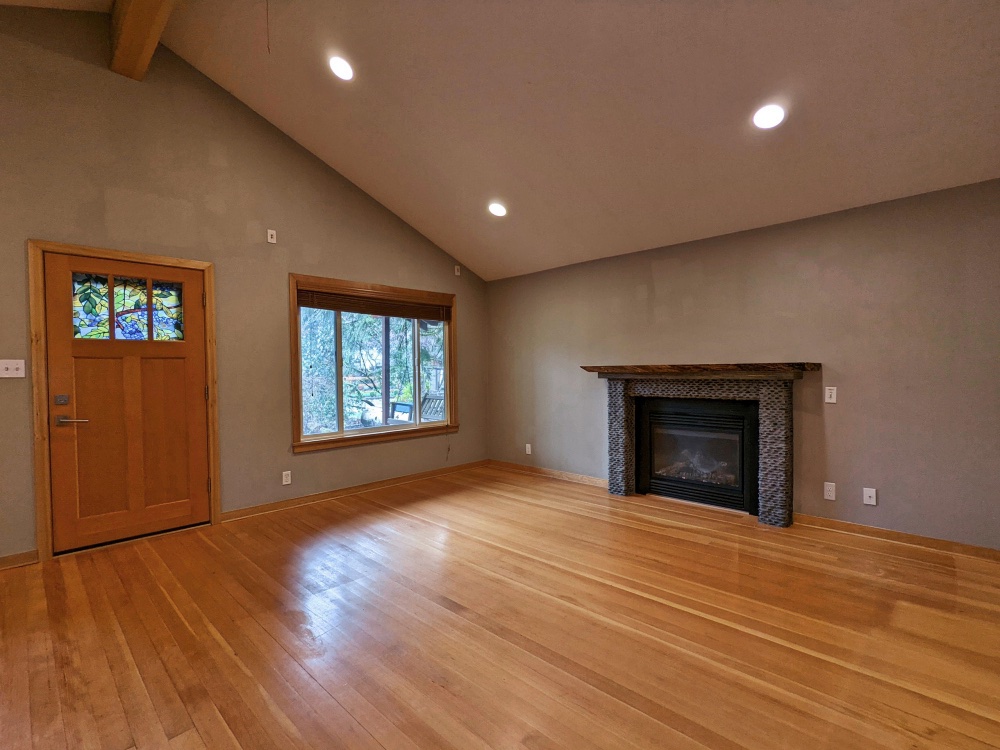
{"left": 28, "top": 239, "right": 222, "bottom": 561}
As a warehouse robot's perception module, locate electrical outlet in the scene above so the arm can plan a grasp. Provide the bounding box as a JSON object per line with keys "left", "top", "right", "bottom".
{"left": 267, "top": 229, "right": 277, "bottom": 244}
{"left": 525, "top": 443, "right": 532, "bottom": 455}
{"left": 0, "top": 360, "right": 26, "bottom": 378}
{"left": 823, "top": 482, "right": 836, "bottom": 501}
{"left": 454, "top": 265, "right": 461, "bottom": 276}
{"left": 863, "top": 487, "right": 877, "bottom": 506}
{"left": 824, "top": 386, "right": 837, "bottom": 404}
{"left": 282, "top": 470, "right": 292, "bottom": 486}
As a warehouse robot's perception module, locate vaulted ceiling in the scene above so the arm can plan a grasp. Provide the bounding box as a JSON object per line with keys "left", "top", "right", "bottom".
{"left": 9, "top": 0, "right": 1000, "bottom": 279}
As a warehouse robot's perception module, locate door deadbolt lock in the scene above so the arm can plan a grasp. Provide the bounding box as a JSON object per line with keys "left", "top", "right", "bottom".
{"left": 54, "top": 394, "right": 70, "bottom": 405}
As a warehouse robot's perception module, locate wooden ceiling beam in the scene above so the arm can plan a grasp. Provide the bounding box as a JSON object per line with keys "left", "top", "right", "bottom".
{"left": 109, "top": 0, "right": 177, "bottom": 81}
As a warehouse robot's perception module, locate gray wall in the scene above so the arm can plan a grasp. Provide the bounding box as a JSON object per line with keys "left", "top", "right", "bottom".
{"left": 0, "top": 9, "right": 489, "bottom": 557}
{"left": 488, "top": 180, "right": 1000, "bottom": 549}
{"left": 2, "top": 9, "right": 997, "bottom": 557}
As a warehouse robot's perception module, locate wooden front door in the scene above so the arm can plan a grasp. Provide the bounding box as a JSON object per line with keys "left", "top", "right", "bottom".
{"left": 44, "top": 252, "right": 211, "bottom": 552}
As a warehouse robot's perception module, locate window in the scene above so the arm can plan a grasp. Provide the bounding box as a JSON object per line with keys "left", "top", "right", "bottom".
{"left": 290, "top": 274, "right": 458, "bottom": 451}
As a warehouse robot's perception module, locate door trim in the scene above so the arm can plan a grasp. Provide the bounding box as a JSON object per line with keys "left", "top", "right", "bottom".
{"left": 28, "top": 239, "right": 221, "bottom": 560}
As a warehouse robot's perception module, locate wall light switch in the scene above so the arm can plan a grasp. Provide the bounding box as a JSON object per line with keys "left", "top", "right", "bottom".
{"left": 267, "top": 229, "right": 277, "bottom": 244}
{"left": 525, "top": 443, "right": 532, "bottom": 455}
{"left": 0, "top": 360, "right": 26, "bottom": 378}
{"left": 454, "top": 265, "right": 461, "bottom": 276}
{"left": 823, "top": 482, "right": 836, "bottom": 501}
{"left": 282, "top": 471, "right": 292, "bottom": 486}
{"left": 863, "top": 487, "right": 877, "bottom": 506}
{"left": 824, "top": 386, "right": 837, "bottom": 404}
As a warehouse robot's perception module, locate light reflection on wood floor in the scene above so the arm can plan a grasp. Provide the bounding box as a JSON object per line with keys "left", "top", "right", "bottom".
{"left": 2, "top": 464, "right": 999, "bottom": 749}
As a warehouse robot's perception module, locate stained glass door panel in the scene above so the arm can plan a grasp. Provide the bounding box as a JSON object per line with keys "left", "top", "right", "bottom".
{"left": 152, "top": 280, "right": 184, "bottom": 340}
{"left": 114, "top": 276, "right": 150, "bottom": 340}
{"left": 72, "top": 273, "right": 111, "bottom": 339}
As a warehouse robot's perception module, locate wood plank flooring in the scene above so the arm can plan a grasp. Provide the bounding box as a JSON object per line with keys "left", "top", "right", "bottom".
{"left": 2, "top": 464, "right": 999, "bottom": 749}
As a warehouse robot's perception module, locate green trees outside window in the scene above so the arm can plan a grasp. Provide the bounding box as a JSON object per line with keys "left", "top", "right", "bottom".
{"left": 300, "top": 307, "right": 338, "bottom": 436}
{"left": 300, "top": 309, "right": 447, "bottom": 435}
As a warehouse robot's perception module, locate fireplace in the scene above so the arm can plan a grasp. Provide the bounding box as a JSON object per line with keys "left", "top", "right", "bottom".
{"left": 636, "top": 398, "right": 759, "bottom": 514}
{"left": 581, "top": 363, "right": 822, "bottom": 528}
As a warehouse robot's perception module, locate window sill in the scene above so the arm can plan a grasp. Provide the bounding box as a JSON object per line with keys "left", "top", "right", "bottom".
{"left": 292, "top": 422, "right": 460, "bottom": 453}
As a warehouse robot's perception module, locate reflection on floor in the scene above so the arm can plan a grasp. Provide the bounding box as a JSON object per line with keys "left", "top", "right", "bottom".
{"left": 2, "top": 464, "right": 999, "bottom": 749}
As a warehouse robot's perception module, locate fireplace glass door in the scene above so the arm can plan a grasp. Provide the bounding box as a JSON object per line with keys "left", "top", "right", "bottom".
{"left": 636, "top": 398, "right": 758, "bottom": 514}
{"left": 652, "top": 427, "right": 741, "bottom": 489}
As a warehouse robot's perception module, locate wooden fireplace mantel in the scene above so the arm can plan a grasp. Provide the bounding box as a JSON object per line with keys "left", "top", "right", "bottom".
{"left": 580, "top": 363, "right": 822, "bottom": 380}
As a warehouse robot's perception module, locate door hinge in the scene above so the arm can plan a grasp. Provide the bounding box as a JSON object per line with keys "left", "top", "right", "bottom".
{"left": 202, "top": 291, "right": 207, "bottom": 307}
{"left": 205, "top": 385, "right": 209, "bottom": 400}
{"left": 207, "top": 477, "right": 212, "bottom": 495}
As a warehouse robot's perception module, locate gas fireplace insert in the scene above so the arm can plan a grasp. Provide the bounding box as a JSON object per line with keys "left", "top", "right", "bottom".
{"left": 635, "top": 397, "right": 759, "bottom": 515}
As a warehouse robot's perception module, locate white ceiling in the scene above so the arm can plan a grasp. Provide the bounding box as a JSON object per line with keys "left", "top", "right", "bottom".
{"left": 13, "top": 1, "right": 1000, "bottom": 279}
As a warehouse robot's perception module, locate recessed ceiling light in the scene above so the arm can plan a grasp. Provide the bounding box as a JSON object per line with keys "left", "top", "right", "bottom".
{"left": 329, "top": 56, "right": 354, "bottom": 81}
{"left": 753, "top": 104, "right": 785, "bottom": 129}
{"left": 488, "top": 202, "right": 507, "bottom": 217}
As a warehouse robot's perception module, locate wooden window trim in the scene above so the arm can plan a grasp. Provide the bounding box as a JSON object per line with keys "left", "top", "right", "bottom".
{"left": 289, "top": 273, "right": 459, "bottom": 453}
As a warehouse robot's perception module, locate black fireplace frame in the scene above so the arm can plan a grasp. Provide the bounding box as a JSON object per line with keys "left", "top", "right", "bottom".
{"left": 635, "top": 397, "right": 759, "bottom": 515}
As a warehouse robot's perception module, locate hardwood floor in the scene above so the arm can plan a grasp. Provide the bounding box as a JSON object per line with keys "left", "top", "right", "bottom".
{"left": 2, "top": 464, "right": 999, "bottom": 749}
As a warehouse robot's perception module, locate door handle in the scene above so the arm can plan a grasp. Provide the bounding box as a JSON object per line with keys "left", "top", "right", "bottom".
{"left": 55, "top": 416, "right": 90, "bottom": 426}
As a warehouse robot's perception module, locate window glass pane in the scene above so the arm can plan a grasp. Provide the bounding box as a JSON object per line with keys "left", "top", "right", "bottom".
{"left": 419, "top": 320, "right": 446, "bottom": 422}
{"left": 342, "top": 312, "right": 384, "bottom": 430}
{"left": 72, "top": 273, "right": 110, "bottom": 339}
{"left": 387, "top": 317, "right": 415, "bottom": 424}
{"left": 300, "top": 307, "right": 339, "bottom": 435}
{"left": 151, "top": 281, "right": 184, "bottom": 341}
{"left": 114, "top": 277, "right": 149, "bottom": 340}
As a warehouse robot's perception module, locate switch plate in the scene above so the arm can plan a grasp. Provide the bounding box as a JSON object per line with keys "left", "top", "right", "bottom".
{"left": 0, "top": 360, "right": 25, "bottom": 378}
{"left": 454, "top": 265, "right": 461, "bottom": 276}
{"left": 823, "top": 482, "right": 836, "bottom": 501}
{"left": 525, "top": 443, "right": 532, "bottom": 455}
{"left": 863, "top": 487, "right": 877, "bottom": 506}
{"left": 267, "top": 229, "right": 277, "bottom": 244}
{"left": 824, "top": 386, "right": 837, "bottom": 404}
{"left": 282, "top": 471, "right": 292, "bottom": 486}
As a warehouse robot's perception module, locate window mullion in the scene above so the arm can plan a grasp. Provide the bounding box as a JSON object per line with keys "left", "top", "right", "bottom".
{"left": 413, "top": 319, "right": 421, "bottom": 424}
{"left": 382, "top": 316, "right": 390, "bottom": 426}
{"left": 336, "top": 310, "right": 344, "bottom": 433}
{"left": 443, "top": 322, "right": 449, "bottom": 423}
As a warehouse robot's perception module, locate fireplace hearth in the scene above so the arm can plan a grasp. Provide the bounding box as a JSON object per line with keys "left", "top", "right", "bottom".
{"left": 636, "top": 398, "right": 758, "bottom": 514}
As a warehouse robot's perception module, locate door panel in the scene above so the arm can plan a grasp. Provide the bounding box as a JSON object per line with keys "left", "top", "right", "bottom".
{"left": 45, "top": 252, "right": 210, "bottom": 552}
{"left": 141, "top": 358, "right": 191, "bottom": 506}
{"left": 74, "top": 357, "right": 129, "bottom": 518}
